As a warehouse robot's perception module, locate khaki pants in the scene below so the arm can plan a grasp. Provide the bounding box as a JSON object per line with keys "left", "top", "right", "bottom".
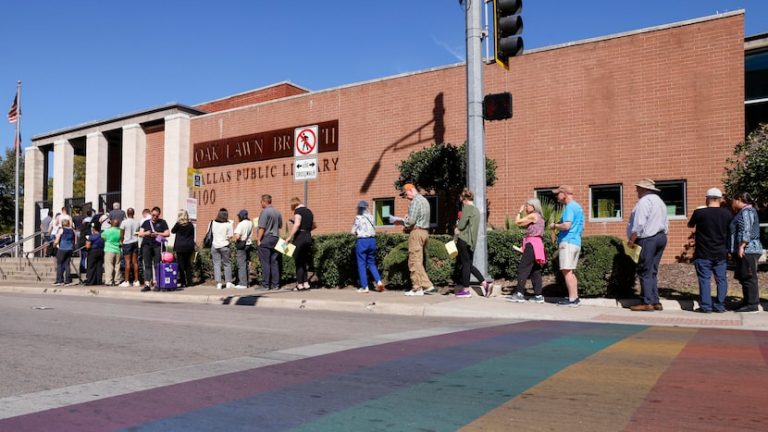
{"left": 407, "top": 228, "right": 432, "bottom": 290}
{"left": 104, "top": 251, "right": 122, "bottom": 285}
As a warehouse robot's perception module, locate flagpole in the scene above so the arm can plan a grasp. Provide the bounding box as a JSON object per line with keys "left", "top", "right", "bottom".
{"left": 14, "top": 81, "right": 21, "bottom": 258}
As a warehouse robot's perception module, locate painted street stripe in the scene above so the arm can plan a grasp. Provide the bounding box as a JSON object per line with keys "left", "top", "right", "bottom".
{"left": 460, "top": 326, "right": 694, "bottom": 431}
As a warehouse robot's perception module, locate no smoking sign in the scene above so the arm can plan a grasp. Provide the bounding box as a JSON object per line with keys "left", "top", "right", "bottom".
{"left": 294, "top": 125, "right": 318, "bottom": 157}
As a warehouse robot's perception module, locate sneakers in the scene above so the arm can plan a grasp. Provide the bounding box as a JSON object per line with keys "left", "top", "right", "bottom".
{"left": 506, "top": 292, "right": 526, "bottom": 303}
{"left": 557, "top": 298, "right": 581, "bottom": 307}
{"left": 226, "top": 282, "right": 236, "bottom": 289}
{"left": 119, "top": 281, "right": 130, "bottom": 288}
{"left": 404, "top": 289, "right": 424, "bottom": 296}
{"left": 216, "top": 283, "right": 224, "bottom": 290}
{"left": 735, "top": 305, "right": 759, "bottom": 313}
{"left": 63, "top": 282, "right": 73, "bottom": 286}
{"left": 234, "top": 285, "right": 248, "bottom": 290}
{"left": 357, "top": 287, "right": 370, "bottom": 293}
{"left": 133, "top": 281, "right": 141, "bottom": 287}
{"left": 141, "top": 284, "right": 151, "bottom": 292}
{"left": 481, "top": 280, "right": 493, "bottom": 297}
{"left": 455, "top": 288, "right": 472, "bottom": 298}
{"left": 376, "top": 281, "right": 386, "bottom": 292}
{"left": 529, "top": 295, "right": 545, "bottom": 304}
{"left": 423, "top": 286, "right": 436, "bottom": 294}
{"left": 51, "top": 282, "right": 62, "bottom": 286}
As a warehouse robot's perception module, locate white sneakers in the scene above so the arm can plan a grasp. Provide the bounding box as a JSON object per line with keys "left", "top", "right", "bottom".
{"left": 216, "top": 283, "right": 223, "bottom": 290}
{"left": 226, "top": 282, "right": 236, "bottom": 289}
{"left": 234, "top": 285, "right": 247, "bottom": 290}
{"left": 404, "top": 289, "right": 425, "bottom": 296}
{"left": 119, "top": 281, "right": 130, "bottom": 288}
{"left": 357, "top": 287, "right": 370, "bottom": 293}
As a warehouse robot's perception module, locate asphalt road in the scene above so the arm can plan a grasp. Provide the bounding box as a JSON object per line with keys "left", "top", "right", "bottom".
{"left": 2, "top": 293, "right": 768, "bottom": 431}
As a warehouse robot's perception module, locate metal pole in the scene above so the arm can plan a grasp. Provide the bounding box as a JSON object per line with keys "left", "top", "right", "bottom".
{"left": 466, "top": 0, "right": 488, "bottom": 277}
{"left": 303, "top": 181, "right": 308, "bottom": 208}
{"left": 14, "top": 81, "right": 21, "bottom": 259}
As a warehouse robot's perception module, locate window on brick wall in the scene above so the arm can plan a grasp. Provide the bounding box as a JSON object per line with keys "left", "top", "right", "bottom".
{"left": 656, "top": 180, "right": 687, "bottom": 219}
{"left": 589, "top": 184, "right": 622, "bottom": 221}
{"left": 374, "top": 198, "right": 395, "bottom": 227}
{"left": 535, "top": 188, "right": 560, "bottom": 208}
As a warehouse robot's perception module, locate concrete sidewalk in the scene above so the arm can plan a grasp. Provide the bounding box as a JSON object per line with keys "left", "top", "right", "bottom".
{"left": 1, "top": 281, "right": 766, "bottom": 331}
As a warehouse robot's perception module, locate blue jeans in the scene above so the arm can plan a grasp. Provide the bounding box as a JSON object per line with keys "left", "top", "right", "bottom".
{"left": 694, "top": 258, "right": 727, "bottom": 312}
{"left": 636, "top": 233, "right": 667, "bottom": 305}
{"left": 355, "top": 237, "right": 381, "bottom": 288}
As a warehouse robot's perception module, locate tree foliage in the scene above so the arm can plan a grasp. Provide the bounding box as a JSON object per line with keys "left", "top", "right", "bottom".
{"left": 394, "top": 142, "right": 497, "bottom": 232}
{"left": 0, "top": 147, "right": 23, "bottom": 234}
{"left": 723, "top": 124, "right": 768, "bottom": 209}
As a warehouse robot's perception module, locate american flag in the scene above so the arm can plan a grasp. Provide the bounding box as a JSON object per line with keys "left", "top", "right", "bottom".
{"left": 8, "top": 95, "right": 19, "bottom": 123}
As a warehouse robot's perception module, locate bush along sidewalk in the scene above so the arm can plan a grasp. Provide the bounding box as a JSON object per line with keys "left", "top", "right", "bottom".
{"left": 191, "top": 232, "right": 636, "bottom": 296}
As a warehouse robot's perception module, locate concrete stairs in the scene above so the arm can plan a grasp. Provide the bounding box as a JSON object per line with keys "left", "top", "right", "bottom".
{"left": 0, "top": 257, "right": 82, "bottom": 284}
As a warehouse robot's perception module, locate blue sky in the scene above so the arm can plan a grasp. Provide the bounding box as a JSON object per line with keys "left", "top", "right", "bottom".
{"left": 1, "top": 0, "right": 766, "bottom": 155}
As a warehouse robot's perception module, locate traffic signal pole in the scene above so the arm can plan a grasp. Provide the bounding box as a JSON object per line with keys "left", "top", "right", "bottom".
{"left": 465, "top": 0, "right": 488, "bottom": 277}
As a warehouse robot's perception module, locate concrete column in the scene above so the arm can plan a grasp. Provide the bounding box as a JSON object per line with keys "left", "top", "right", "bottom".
{"left": 121, "top": 124, "right": 146, "bottom": 212}
{"left": 163, "top": 114, "right": 191, "bottom": 228}
{"left": 85, "top": 132, "right": 108, "bottom": 208}
{"left": 23, "top": 146, "right": 45, "bottom": 253}
{"left": 52, "top": 139, "right": 74, "bottom": 213}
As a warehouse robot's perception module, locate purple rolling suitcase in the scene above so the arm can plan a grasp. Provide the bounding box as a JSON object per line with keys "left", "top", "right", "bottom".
{"left": 157, "top": 263, "right": 178, "bottom": 290}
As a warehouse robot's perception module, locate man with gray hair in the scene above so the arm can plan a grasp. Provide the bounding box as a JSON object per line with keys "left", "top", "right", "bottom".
{"left": 256, "top": 194, "right": 283, "bottom": 290}
{"left": 109, "top": 202, "right": 126, "bottom": 225}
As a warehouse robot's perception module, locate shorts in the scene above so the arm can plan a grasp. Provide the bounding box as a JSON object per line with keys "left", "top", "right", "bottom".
{"left": 558, "top": 242, "right": 581, "bottom": 270}
{"left": 123, "top": 242, "right": 138, "bottom": 255}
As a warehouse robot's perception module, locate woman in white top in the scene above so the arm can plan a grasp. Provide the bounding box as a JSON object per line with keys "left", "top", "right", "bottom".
{"left": 351, "top": 200, "right": 385, "bottom": 293}
{"left": 231, "top": 209, "right": 253, "bottom": 289}
{"left": 210, "top": 208, "right": 234, "bottom": 289}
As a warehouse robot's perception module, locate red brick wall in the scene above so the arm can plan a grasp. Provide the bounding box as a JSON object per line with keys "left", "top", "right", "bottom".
{"left": 144, "top": 126, "right": 165, "bottom": 210}
{"left": 195, "top": 83, "right": 308, "bottom": 113}
{"left": 188, "top": 15, "right": 745, "bottom": 263}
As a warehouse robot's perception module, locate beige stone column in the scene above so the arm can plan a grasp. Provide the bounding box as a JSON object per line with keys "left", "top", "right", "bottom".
{"left": 85, "top": 132, "right": 108, "bottom": 209}
{"left": 162, "top": 114, "right": 191, "bottom": 228}
{"left": 23, "top": 146, "right": 45, "bottom": 253}
{"left": 52, "top": 139, "right": 74, "bottom": 213}
{"left": 121, "top": 124, "right": 146, "bottom": 212}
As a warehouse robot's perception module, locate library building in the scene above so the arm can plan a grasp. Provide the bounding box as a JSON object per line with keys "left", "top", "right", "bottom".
{"left": 23, "top": 11, "right": 768, "bottom": 262}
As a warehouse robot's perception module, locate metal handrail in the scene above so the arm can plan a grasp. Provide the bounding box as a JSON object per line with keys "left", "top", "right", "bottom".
{"left": 0, "top": 231, "right": 44, "bottom": 257}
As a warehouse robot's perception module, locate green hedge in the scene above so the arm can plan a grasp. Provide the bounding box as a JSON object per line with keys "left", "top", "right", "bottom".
{"left": 190, "top": 232, "right": 635, "bottom": 297}
{"left": 554, "top": 235, "right": 637, "bottom": 298}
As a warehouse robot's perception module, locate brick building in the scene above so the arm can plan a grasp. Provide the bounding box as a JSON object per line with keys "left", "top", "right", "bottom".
{"left": 25, "top": 12, "right": 756, "bottom": 263}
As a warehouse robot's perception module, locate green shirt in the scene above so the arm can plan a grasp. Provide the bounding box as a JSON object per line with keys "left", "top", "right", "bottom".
{"left": 404, "top": 193, "right": 431, "bottom": 229}
{"left": 457, "top": 203, "right": 480, "bottom": 249}
{"left": 101, "top": 227, "right": 122, "bottom": 254}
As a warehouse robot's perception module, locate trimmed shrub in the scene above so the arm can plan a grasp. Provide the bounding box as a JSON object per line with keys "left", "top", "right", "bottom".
{"left": 555, "top": 235, "right": 637, "bottom": 298}
{"left": 381, "top": 237, "right": 455, "bottom": 289}
{"left": 486, "top": 229, "right": 558, "bottom": 280}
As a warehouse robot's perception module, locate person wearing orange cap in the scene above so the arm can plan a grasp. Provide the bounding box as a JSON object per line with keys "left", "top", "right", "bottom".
{"left": 397, "top": 183, "right": 434, "bottom": 296}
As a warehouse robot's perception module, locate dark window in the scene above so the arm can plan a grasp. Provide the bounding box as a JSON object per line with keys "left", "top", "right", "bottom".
{"left": 374, "top": 198, "right": 395, "bottom": 226}
{"left": 656, "top": 180, "right": 687, "bottom": 217}
{"left": 590, "top": 184, "right": 622, "bottom": 220}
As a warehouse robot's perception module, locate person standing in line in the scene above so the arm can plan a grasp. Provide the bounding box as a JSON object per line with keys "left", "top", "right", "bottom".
{"left": 84, "top": 224, "right": 105, "bottom": 286}
{"left": 508, "top": 198, "right": 547, "bottom": 303}
{"left": 395, "top": 183, "right": 435, "bottom": 296}
{"left": 231, "top": 209, "right": 253, "bottom": 290}
{"left": 78, "top": 209, "right": 94, "bottom": 274}
{"left": 40, "top": 210, "right": 53, "bottom": 257}
{"left": 171, "top": 209, "right": 196, "bottom": 288}
{"left": 48, "top": 212, "right": 61, "bottom": 257}
{"left": 627, "top": 179, "right": 669, "bottom": 312}
{"left": 101, "top": 219, "right": 123, "bottom": 286}
{"left": 687, "top": 188, "right": 733, "bottom": 313}
{"left": 351, "top": 200, "right": 385, "bottom": 293}
{"left": 52, "top": 218, "right": 75, "bottom": 286}
{"left": 256, "top": 194, "right": 283, "bottom": 290}
{"left": 287, "top": 197, "right": 314, "bottom": 291}
{"left": 211, "top": 208, "right": 235, "bottom": 290}
{"left": 453, "top": 188, "right": 493, "bottom": 299}
{"left": 139, "top": 207, "right": 170, "bottom": 292}
{"left": 728, "top": 192, "right": 764, "bottom": 313}
{"left": 137, "top": 208, "right": 151, "bottom": 282}
{"left": 550, "top": 185, "right": 584, "bottom": 307}
{"left": 119, "top": 209, "right": 142, "bottom": 287}
{"left": 108, "top": 202, "right": 126, "bottom": 225}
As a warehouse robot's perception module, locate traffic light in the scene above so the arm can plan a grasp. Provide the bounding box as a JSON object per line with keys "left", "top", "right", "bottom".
{"left": 483, "top": 92, "right": 512, "bottom": 121}
{"left": 493, "top": 0, "right": 524, "bottom": 70}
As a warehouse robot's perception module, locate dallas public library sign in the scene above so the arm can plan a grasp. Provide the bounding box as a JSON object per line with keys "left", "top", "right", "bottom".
{"left": 191, "top": 120, "right": 339, "bottom": 206}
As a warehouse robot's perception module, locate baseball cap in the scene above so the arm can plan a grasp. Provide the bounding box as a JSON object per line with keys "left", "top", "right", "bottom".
{"left": 705, "top": 188, "right": 723, "bottom": 199}
{"left": 357, "top": 200, "right": 369, "bottom": 209}
{"left": 238, "top": 209, "right": 249, "bottom": 220}
{"left": 403, "top": 183, "right": 416, "bottom": 191}
{"left": 551, "top": 185, "right": 574, "bottom": 194}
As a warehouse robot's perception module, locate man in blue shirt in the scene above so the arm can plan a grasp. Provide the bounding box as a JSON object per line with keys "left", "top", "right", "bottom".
{"left": 627, "top": 178, "right": 669, "bottom": 311}
{"left": 550, "top": 185, "right": 584, "bottom": 307}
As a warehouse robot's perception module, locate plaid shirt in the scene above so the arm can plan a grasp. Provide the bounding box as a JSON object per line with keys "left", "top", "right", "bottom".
{"left": 405, "top": 193, "right": 431, "bottom": 229}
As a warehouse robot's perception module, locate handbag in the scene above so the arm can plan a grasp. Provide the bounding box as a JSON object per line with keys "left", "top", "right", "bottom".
{"left": 203, "top": 221, "right": 213, "bottom": 249}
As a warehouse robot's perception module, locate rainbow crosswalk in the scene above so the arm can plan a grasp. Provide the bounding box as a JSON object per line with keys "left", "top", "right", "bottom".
{"left": 2, "top": 321, "right": 767, "bottom": 431}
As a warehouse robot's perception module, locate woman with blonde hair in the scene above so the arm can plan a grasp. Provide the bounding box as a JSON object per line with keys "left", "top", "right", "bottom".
{"left": 171, "top": 209, "right": 196, "bottom": 288}
{"left": 287, "top": 197, "right": 314, "bottom": 291}
{"left": 508, "top": 198, "right": 547, "bottom": 303}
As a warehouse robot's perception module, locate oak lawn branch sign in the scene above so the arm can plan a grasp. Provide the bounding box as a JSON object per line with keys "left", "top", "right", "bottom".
{"left": 193, "top": 120, "right": 339, "bottom": 169}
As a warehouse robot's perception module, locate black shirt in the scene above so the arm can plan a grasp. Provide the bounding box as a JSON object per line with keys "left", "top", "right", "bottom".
{"left": 294, "top": 207, "right": 314, "bottom": 232}
{"left": 688, "top": 207, "right": 733, "bottom": 260}
{"left": 140, "top": 218, "right": 170, "bottom": 247}
{"left": 171, "top": 222, "right": 196, "bottom": 253}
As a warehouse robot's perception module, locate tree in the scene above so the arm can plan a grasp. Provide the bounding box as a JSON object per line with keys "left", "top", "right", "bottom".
{"left": 723, "top": 123, "right": 768, "bottom": 209}
{"left": 0, "top": 147, "right": 23, "bottom": 235}
{"left": 394, "top": 142, "right": 497, "bottom": 233}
